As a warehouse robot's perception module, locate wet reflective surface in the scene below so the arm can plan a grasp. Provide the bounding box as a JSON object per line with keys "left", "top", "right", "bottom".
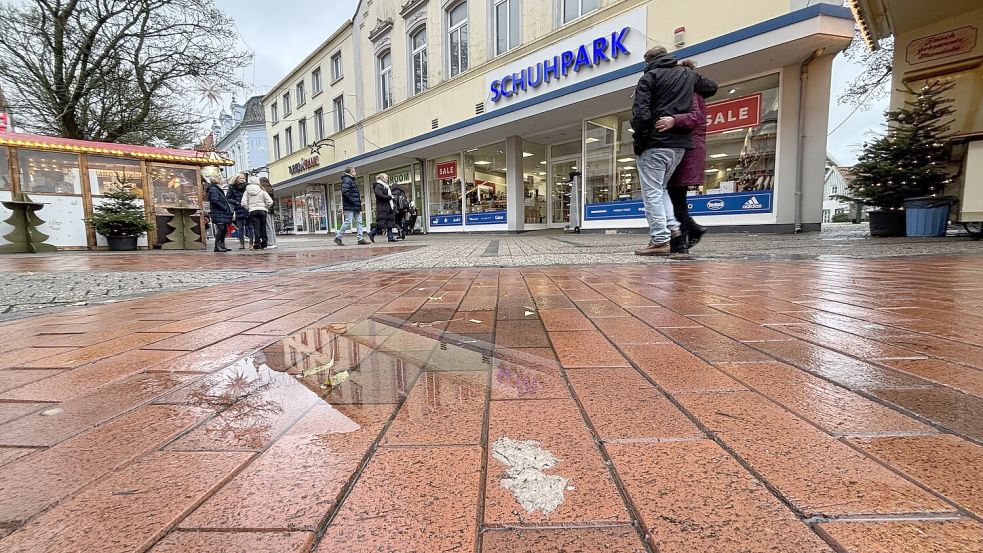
{"left": 2, "top": 257, "right": 983, "bottom": 551}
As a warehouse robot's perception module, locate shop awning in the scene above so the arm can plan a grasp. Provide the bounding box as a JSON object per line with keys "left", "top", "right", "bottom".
{"left": 0, "top": 132, "right": 234, "bottom": 166}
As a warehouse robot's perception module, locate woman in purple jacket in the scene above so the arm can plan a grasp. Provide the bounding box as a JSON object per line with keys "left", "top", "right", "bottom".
{"left": 657, "top": 60, "right": 716, "bottom": 254}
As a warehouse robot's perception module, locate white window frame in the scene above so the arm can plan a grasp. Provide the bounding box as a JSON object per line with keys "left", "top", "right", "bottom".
{"left": 312, "top": 67, "right": 322, "bottom": 96}
{"left": 285, "top": 126, "right": 293, "bottom": 154}
{"left": 410, "top": 26, "right": 428, "bottom": 95}
{"left": 333, "top": 95, "right": 346, "bottom": 132}
{"left": 330, "top": 52, "right": 343, "bottom": 83}
{"left": 378, "top": 50, "right": 393, "bottom": 110}
{"left": 282, "top": 92, "right": 291, "bottom": 115}
{"left": 296, "top": 81, "right": 306, "bottom": 107}
{"left": 447, "top": 1, "right": 469, "bottom": 78}
{"left": 270, "top": 101, "right": 278, "bottom": 123}
{"left": 273, "top": 134, "right": 281, "bottom": 160}
{"left": 298, "top": 117, "right": 308, "bottom": 147}
{"left": 314, "top": 108, "right": 325, "bottom": 141}
{"left": 561, "top": 0, "right": 599, "bottom": 24}
{"left": 494, "top": 0, "right": 520, "bottom": 55}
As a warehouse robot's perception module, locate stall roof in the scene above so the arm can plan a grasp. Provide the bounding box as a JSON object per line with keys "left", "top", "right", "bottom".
{"left": 0, "top": 131, "right": 234, "bottom": 166}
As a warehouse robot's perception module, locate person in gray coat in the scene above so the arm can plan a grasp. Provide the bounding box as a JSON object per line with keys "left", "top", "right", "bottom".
{"left": 259, "top": 177, "right": 278, "bottom": 249}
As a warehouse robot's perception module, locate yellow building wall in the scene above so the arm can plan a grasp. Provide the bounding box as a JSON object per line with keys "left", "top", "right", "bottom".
{"left": 267, "top": 0, "right": 799, "bottom": 184}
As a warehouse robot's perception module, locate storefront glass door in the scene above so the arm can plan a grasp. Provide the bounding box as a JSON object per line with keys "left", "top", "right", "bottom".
{"left": 549, "top": 157, "right": 580, "bottom": 227}
{"left": 305, "top": 187, "right": 328, "bottom": 233}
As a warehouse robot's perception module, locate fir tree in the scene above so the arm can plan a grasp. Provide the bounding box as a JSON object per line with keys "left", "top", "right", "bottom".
{"left": 88, "top": 184, "right": 153, "bottom": 238}
{"left": 840, "top": 80, "right": 955, "bottom": 210}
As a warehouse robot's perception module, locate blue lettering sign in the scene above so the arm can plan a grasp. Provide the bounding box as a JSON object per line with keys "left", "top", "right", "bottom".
{"left": 466, "top": 210, "right": 508, "bottom": 225}
{"left": 490, "top": 27, "right": 631, "bottom": 103}
{"left": 430, "top": 214, "right": 463, "bottom": 227}
{"left": 583, "top": 191, "right": 774, "bottom": 221}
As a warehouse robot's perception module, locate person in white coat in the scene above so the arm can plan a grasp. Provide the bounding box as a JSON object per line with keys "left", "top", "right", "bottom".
{"left": 241, "top": 176, "right": 274, "bottom": 250}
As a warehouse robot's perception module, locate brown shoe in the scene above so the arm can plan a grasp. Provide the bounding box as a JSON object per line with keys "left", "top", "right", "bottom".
{"left": 635, "top": 240, "right": 671, "bottom": 256}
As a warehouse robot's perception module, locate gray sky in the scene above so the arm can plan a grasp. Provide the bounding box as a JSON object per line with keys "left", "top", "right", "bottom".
{"left": 216, "top": 0, "right": 884, "bottom": 165}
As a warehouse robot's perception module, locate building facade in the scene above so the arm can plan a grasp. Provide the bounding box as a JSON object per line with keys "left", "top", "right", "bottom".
{"left": 264, "top": 0, "right": 855, "bottom": 234}
{"left": 822, "top": 154, "right": 855, "bottom": 223}
{"left": 213, "top": 96, "right": 268, "bottom": 180}
{"left": 850, "top": 0, "right": 983, "bottom": 225}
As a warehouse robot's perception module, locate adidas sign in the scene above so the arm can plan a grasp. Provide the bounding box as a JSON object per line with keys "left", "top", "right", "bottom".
{"left": 741, "top": 196, "right": 764, "bottom": 210}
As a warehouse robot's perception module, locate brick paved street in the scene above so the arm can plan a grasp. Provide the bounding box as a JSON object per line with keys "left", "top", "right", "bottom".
{"left": 0, "top": 235, "right": 982, "bottom": 552}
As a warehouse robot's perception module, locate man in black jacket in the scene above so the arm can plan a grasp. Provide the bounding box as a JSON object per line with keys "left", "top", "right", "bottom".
{"left": 631, "top": 47, "right": 717, "bottom": 256}
{"left": 334, "top": 167, "right": 369, "bottom": 246}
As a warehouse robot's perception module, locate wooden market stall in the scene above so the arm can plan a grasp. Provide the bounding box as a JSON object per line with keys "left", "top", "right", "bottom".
{"left": 0, "top": 132, "right": 233, "bottom": 250}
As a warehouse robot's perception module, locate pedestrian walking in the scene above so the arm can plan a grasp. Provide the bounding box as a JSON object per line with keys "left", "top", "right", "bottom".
{"left": 259, "top": 177, "right": 279, "bottom": 249}
{"left": 367, "top": 173, "right": 396, "bottom": 243}
{"left": 205, "top": 175, "right": 233, "bottom": 252}
{"left": 660, "top": 59, "right": 717, "bottom": 254}
{"left": 631, "top": 47, "right": 716, "bottom": 256}
{"left": 391, "top": 183, "right": 410, "bottom": 240}
{"left": 333, "top": 167, "right": 369, "bottom": 246}
{"left": 241, "top": 176, "right": 273, "bottom": 250}
{"left": 226, "top": 172, "right": 252, "bottom": 250}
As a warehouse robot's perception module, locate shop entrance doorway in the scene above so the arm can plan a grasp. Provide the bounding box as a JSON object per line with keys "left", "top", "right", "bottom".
{"left": 549, "top": 156, "right": 580, "bottom": 228}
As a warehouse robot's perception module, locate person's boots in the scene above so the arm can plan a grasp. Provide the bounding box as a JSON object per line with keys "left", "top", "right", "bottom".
{"left": 688, "top": 223, "right": 708, "bottom": 249}
{"left": 670, "top": 234, "right": 689, "bottom": 255}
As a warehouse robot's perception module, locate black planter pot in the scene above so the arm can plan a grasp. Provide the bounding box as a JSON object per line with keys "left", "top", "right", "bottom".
{"left": 106, "top": 236, "right": 139, "bottom": 251}
{"left": 868, "top": 210, "right": 906, "bottom": 237}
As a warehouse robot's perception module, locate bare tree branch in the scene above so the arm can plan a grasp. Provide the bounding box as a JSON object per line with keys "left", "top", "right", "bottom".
{"left": 0, "top": 0, "right": 251, "bottom": 146}
{"left": 838, "top": 30, "right": 894, "bottom": 110}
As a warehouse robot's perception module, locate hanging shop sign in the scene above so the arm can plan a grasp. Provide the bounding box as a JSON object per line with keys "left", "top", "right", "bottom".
{"left": 906, "top": 27, "right": 977, "bottom": 65}
{"left": 485, "top": 6, "right": 646, "bottom": 110}
{"left": 583, "top": 191, "right": 773, "bottom": 220}
{"left": 706, "top": 94, "right": 762, "bottom": 135}
{"left": 288, "top": 156, "right": 320, "bottom": 175}
{"left": 436, "top": 160, "right": 458, "bottom": 180}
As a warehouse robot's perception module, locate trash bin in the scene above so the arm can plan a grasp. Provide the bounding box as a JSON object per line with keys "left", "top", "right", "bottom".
{"left": 904, "top": 196, "right": 958, "bottom": 237}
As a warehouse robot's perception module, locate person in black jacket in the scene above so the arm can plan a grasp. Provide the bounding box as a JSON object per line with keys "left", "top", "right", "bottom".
{"left": 631, "top": 47, "right": 717, "bottom": 256}
{"left": 334, "top": 167, "right": 369, "bottom": 246}
{"left": 391, "top": 183, "right": 410, "bottom": 240}
{"left": 205, "top": 175, "right": 232, "bottom": 252}
{"left": 226, "top": 172, "right": 252, "bottom": 250}
{"left": 367, "top": 173, "right": 396, "bottom": 243}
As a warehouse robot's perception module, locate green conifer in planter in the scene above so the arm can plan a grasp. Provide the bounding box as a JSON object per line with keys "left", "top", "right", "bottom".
{"left": 88, "top": 184, "right": 153, "bottom": 250}
{"left": 839, "top": 80, "right": 955, "bottom": 236}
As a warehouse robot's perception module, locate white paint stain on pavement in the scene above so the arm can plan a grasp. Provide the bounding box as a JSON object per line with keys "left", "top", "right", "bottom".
{"left": 491, "top": 437, "right": 570, "bottom": 515}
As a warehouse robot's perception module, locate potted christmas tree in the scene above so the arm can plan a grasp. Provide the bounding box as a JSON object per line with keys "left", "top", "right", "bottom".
{"left": 840, "top": 80, "right": 955, "bottom": 237}
{"left": 88, "top": 183, "right": 153, "bottom": 251}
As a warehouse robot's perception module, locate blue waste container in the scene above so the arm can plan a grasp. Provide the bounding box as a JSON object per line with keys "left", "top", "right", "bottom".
{"left": 904, "top": 196, "right": 957, "bottom": 237}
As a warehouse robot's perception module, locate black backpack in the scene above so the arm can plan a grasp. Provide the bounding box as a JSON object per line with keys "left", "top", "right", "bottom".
{"left": 396, "top": 192, "right": 410, "bottom": 212}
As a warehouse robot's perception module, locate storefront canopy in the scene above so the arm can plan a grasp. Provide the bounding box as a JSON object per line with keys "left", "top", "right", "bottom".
{"left": 0, "top": 132, "right": 233, "bottom": 166}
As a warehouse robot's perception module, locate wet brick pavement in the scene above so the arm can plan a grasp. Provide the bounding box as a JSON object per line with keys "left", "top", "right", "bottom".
{"left": 0, "top": 237, "right": 982, "bottom": 551}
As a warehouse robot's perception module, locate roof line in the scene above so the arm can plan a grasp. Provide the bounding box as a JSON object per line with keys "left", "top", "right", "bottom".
{"left": 275, "top": 2, "right": 854, "bottom": 189}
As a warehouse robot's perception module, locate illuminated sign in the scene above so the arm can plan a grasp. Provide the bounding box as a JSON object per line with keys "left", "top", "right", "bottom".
{"left": 490, "top": 28, "right": 630, "bottom": 103}
{"left": 706, "top": 94, "right": 762, "bottom": 135}
{"left": 288, "top": 156, "right": 319, "bottom": 175}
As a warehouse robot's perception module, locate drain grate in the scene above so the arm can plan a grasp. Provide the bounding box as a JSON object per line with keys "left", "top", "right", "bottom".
{"left": 482, "top": 240, "right": 500, "bottom": 257}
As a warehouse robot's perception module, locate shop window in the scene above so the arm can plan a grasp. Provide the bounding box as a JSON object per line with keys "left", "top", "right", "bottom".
{"left": 331, "top": 52, "right": 343, "bottom": 82}
{"left": 464, "top": 142, "right": 507, "bottom": 221}
{"left": 17, "top": 150, "right": 81, "bottom": 195}
{"left": 87, "top": 156, "right": 143, "bottom": 196}
{"left": 312, "top": 67, "right": 322, "bottom": 96}
{"left": 447, "top": 2, "right": 469, "bottom": 78}
{"left": 378, "top": 50, "right": 393, "bottom": 110}
{"left": 494, "top": 0, "right": 520, "bottom": 55}
{"left": 296, "top": 81, "right": 306, "bottom": 107}
{"left": 428, "top": 154, "right": 463, "bottom": 223}
{"left": 584, "top": 112, "right": 635, "bottom": 204}
{"left": 148, "top": 165, "right": 198, "bottom": 209}
{"left": 314, "top": 109, "right": 325, "bottom": 141}
{"left": 522, "top": 141, "right": 547, "bottom": 225}
{"left": 562, "top": 0, "right": 599, "bottom": 24}
{"left": 0, "top": 147, "right": 10, "bottom": 191}
{"left": 703, "top": 73, "right": 779, "bottom": 194}
{"left": 271, "top": 102, "right": 278, "bottom": 124}
{"left": 333, "top": 95, "right": 346, "bottom": 132}
{"left": 410, "top": 27, "right": 428, "bottom": 95}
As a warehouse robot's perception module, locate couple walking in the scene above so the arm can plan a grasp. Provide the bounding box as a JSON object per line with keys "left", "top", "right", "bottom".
{"left": 632, "top": 47, "right": 717, "bottom": 256}
{"left": 333, "top": 167, "right": 413, "bottom": 246}
{"left": 205, "top": 173, "right": 276, "bottom": 252}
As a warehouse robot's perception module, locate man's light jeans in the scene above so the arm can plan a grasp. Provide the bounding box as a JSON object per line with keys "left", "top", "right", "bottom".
{"left": 336, "top": 210, "right": 364, "bottom": 241}
{"left": 637, "top": 147, "right": 684, "bottom": 244}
